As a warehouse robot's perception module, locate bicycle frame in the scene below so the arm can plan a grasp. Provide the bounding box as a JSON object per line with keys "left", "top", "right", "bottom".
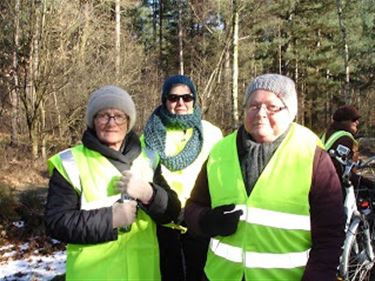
{"left": 332, "top": 148, "right": 375, "bottom": 280}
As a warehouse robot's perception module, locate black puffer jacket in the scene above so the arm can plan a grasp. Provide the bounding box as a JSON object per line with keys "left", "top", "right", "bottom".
{"left": 44, "top": 129, "right": 181, "bottom": 244}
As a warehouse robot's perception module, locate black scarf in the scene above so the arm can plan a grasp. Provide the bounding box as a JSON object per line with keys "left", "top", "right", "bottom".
{"left": 238, "top": 126, "right": 289, "bottom": 195}
{"left": 82, "top": 128, "right": 141, "bottom": 172}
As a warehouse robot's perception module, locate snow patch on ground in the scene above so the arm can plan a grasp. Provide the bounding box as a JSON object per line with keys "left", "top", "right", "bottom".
{"left": 0, "top": 244, "right": 66, "bottom": 281}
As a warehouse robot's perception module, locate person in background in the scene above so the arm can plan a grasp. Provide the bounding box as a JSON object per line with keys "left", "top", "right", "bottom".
{"left": 322, "top": 105, "right": 361, "bottom": 166}
{"left": 184, "top": 74, "right": 345, "bottom": 281}
{"left": 142, "top": 75, "right": 223, "bottom": 281}
{"left": 44, "top": 85, "right": 180, "bottom": 281}
{"left": 322, "top": 105, "right": 374, "bottom": 197}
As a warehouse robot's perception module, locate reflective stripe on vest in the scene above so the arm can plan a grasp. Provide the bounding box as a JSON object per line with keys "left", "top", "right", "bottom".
{"left": 59, "top": 149, "right": 119, "bottom": 210}
{"left": 323, "top": 130, "right": 356, "bottom": 150}
{"left": 233, "top": 204, "right": 310, "bottom": 230}
{"left": 210, "top": 238, "right": 309, "bottom": 268}
{"left": 60, "top": 149, "right": 81, "bottom": 191}
{"left": 205, "top": 123, "right": 318, "bottom": 281}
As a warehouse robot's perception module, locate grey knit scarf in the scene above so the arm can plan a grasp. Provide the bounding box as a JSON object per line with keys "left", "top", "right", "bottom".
{"left": 240, "top": 126, "right": 289, "bottom": 195}
{"left": 143, "top": 105, "right": 203, "bottom": 171}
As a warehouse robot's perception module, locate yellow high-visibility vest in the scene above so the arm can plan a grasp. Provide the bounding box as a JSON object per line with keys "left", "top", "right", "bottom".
{"left": 48, "top": 144, "right": 160, "bottom": 281}
{"left": 205, "top": 123, "right": 321, "bottom": 280}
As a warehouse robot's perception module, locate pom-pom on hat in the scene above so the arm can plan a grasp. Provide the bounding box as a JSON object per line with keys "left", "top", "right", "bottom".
{"left": 86, "top": 85, "right": 136, "bottom": 130}
{"left": 161, "top": 75, "right": 196, "bottom": 105}
{"left": 244, "top": 74, "right": 298, "bottom": 121}
{"left": 333, "top": 105, "right": 361, "bottom": 122}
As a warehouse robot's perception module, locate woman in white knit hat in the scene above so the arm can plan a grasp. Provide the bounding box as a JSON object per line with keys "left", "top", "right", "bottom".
{"left": 45, "top": 85, "right": 180, "bottom": 281}
{"left": 184, "top": 74, "right": 345, "bottom": 281}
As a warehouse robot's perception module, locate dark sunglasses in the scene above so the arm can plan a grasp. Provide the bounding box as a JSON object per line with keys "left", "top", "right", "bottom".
{"left": 167, "top": 94, "right": 194, "bottom": 103}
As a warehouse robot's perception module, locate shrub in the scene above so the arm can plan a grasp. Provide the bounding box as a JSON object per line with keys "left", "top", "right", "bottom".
{"left": 0, "top": 185, "right": 19, "bottom": 224}
{"left": 17, "top": 188, "right": 48, "bottom": 236}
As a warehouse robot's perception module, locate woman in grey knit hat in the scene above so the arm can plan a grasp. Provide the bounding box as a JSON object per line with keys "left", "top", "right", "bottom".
{"left": 45, "top": 85, "right": 180, "bottom": 280}
{"left": 184, "top": 74, "right": 345, "bottom": 281}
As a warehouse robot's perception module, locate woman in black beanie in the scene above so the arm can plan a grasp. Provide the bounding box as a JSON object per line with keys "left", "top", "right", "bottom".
{"left": 143, "top": 75, "right": 223, "bottom": 281}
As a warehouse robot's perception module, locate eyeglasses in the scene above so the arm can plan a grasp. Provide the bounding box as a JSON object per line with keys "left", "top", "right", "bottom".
{"left": 247, "top": 104, "right": 287, "bottom": 114}
{"left": 167, "top": 94, "right": 194, "bottom": 103}
{"left": 95, "top": 113, "right": 128, "bottom": 125}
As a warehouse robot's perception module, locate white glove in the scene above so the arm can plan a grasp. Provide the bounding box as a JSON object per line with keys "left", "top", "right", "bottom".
{"left": 117, "top": 170, "right": 153, "bottom": 204}
{"left": 112, "top": 200, "right": 137, "bottom": 229}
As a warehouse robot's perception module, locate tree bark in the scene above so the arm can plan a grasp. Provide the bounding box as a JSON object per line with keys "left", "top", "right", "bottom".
{"left": 178, "top": 0, "right": 184, "bottom": 75}
{"left": 23, "top": 0, "right": 42, "bottom": 160}
{"left": 27, "top": 1, "right": 39, "bottom": 160}
{"left": 278, "top": 24, "right": 282, "bottom": 74}
{"left": 336, "top": 0, "right": 350, "bottom": 102}
{"left": 115, "top": 0, "right": 121, "bottom": 77}
{"left": 10, "top": 0, "right": 20, "bottom": 146}
{"left": 52, "top": 92, "right": 62, "bottom": 138}
{"left": 40, "top": 101, "right": 46, "bottom": 160}
{"left": 231, "top": 0, "right": 239, "bottom": 129}
{"left": 159, "top": 0, "right": 163, "bottom": 70}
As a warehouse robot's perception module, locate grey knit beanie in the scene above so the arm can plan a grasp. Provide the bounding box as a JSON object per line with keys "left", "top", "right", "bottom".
{"left": 244, "top": 74, "right": 298, "bottom": 121}
{"left": 86, "top": 85, "right": 136, "bottom": 130}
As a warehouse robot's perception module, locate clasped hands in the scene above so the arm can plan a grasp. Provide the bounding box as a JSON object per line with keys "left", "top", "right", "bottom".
{"left": 112, "top": 170, "right": 153, "bottom": 229}
{"left": 116, "top": 170, "right": 153, "bottom": 205}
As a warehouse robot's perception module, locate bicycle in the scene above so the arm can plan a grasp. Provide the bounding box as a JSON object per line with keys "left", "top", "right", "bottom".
{"left": 331, "top": 145, "right": 375, "bottom": 281}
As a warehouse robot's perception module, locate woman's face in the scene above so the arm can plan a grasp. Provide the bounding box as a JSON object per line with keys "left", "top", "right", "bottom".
{"left": 94, "top": 108, "right": 129, "bottom": 150}
{"left": 345, "top": 119, "right": 360, "bottom": 135}
{"left": 165, "top": 84, "right": 194, "bottom": 115}
{"left": 244, "top": 90, "right": 291, "bottom": 143}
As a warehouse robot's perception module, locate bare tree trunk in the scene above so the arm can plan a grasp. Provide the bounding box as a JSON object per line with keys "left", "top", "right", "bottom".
{"left": 231, "top": 0, "right": 239, "bottom": 129}
{"left": 300, "top": 82, "right": 305, "bottom": 126}
{"left": 336, "top": 0, "right": 350, "bottom": 102}
{"left": 115, "top": 0, "right": 121, "bottom": 77}
{"left": 325, "top": 69, "right": 331, "bottom": 126}
{"left": 10, "top": 0, "right": 20, "bottom": 146}
{"left": 79, "top": 2, "right": 91, "bottom": 62}
{"left": 295, "top": 58, "right": 299, "bottom": 122}
{"left": 24, "top": 0, "right": 41, "bottom": 160}
{"left": 26, "top": 19, "right": 37, "bottom": 159}
{"left": 152, "top": 0, "right": 157, "bottom": 43}
{"left": 224, "top": 39, "right": 231, "bottom": 129}
{"left": 40, "top": 101, "right": 46, "bottom": 160}
{"left": 159, "top": 0, "right": 163, "bottom": 70}
{"left": 53, "top": 92, "right": 62, "bottom": 138}
{"left": 278, "top": 24, "right": 282, "bottom": 74}
{"left": 178, "top": 0, "right": 184, "bottom": 75}
{"left": 40, "top": 0, "right": 47, "bottom": 160}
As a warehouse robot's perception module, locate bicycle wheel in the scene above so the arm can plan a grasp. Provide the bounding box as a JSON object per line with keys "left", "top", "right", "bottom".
{"left": 339, "top": 216, "right": 375, "bottom": 281}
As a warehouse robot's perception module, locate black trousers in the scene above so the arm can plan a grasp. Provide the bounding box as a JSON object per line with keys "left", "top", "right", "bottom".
{"left": 157, "top": 225, "right": 209, "bottom": 281}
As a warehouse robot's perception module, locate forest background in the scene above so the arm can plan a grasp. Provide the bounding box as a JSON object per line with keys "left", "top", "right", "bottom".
{"left": 0, "top": 0, "right": 374, "bottom": 275}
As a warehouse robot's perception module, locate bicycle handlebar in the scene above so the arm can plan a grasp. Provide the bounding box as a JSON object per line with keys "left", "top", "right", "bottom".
{"left": 329, "top": 149, "right": 375, "bottom": 185}
{"left": 357, "top": 155, "right": 375, "bottom": 169}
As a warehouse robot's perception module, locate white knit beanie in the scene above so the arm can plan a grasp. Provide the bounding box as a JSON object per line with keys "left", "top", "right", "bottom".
{"left": 86, "top": 85, "right": 136, "bottom": 130}
{"left": 244, "top": 74, "right": 298, "bottom": 121}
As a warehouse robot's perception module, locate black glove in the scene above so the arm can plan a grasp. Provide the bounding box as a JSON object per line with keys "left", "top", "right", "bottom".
{"left": 199, "top": 204, "right": 243, "bottom": 237}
